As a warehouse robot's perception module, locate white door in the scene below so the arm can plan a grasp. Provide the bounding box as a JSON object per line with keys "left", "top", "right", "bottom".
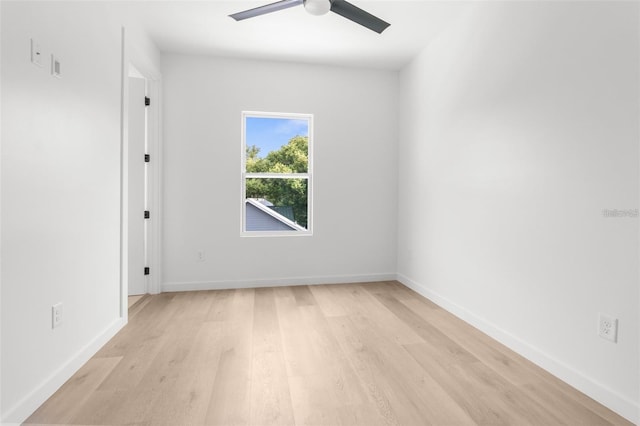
{"left": 128, "top": 76, "right": 147, "bottom": 296}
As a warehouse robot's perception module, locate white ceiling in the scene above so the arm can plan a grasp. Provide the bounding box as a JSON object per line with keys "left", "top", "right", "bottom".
{"left": 115, "top": 1, "right": 472, "bottom": 70}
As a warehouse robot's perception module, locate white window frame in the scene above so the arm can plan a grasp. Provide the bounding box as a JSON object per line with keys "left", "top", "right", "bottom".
{"left": 241, "top": 111, "right": 313, "bottom": 237}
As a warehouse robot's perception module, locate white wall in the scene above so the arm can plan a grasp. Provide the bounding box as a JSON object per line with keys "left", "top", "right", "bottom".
{"left": 162, "top": 54, "right": 398, "bottom": 290}
{"left": 0, "top": 1, "right": 160, "bottom": 422}
{"left": 397, "top": 1, "right": 639, "bottom": 422}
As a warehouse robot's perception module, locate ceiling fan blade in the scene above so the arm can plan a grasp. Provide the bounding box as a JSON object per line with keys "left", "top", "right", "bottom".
{"left": 329, "top": 0, "right": 390, "bottom": 33}
{"left": 230, "top": 0, "right": 304, "bottom": 21}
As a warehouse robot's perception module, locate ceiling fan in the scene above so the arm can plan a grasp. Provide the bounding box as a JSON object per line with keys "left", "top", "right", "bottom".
{"left": 229, "top": 0, "right": 390, "bottom": 34}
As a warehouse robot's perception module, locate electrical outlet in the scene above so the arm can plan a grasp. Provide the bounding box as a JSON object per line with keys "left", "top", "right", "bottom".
{"left": 197, "top": 251, "right": 205, "bottom": 262}
{"left": 52, "top": 303, "right": 63, "bottom": 329}
{"left": 598, "top": 313, "right": 617, "bottom": 343}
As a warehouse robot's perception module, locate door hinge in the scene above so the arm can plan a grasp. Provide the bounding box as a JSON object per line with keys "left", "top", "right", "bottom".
{"left": 145, "top": 96, "right": 150, "bottom": 106}
{"left": 144, "top": 267, "right": 150, "bottom": 275}
{"left": 144, "top": 154, "right": 150, "bottom": 163}
{"left": 144, "top": 210, "right": 150, "bottom": 219}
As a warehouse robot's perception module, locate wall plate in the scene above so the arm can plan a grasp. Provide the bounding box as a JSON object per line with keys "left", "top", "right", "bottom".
{"left": 31, "top": 38, "right": 43, "bottom": 67}
{"left": 51, "top": 54, "right": 61, "bottom": 78}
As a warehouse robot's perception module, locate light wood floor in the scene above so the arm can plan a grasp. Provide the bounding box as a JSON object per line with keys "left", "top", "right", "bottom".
{"left": 128, "top": 294, "right": 145, "bottom": 309}
{"left": 26, "top": 281, "right": 632, "bottom": 426}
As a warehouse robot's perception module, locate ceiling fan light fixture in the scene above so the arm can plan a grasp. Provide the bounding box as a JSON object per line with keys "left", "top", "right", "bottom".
{"left": 304, "top": 0, "right": 331, "bottom": 16}
{"left": 230, "top": 0, "right": 389, "bottom": 33}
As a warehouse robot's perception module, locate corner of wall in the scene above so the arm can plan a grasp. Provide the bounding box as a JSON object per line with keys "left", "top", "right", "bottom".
{"left": 1, "top": 318, "right": 125, "bottom": 424}
{"left": 396, "top": 274, "right": 640, "bottom": 424}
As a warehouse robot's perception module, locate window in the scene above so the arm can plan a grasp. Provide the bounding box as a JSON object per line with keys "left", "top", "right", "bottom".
{"left": 241, "top": 111, "right": 313, "bottom": 235}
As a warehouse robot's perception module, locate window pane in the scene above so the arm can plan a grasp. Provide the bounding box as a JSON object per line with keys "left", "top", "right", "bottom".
{"left": 245, "top": 178, "right": 308, "bottom": 231}
{"left": 245, "top": 117, "right": 309, "bottom": 173}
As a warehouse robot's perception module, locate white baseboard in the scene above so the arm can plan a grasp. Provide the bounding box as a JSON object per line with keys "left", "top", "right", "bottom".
{"left": 1, "top": 317, "right": 126, "bottom": 425}
{"left": 396, "top": 273, "right": 639, "bottom": 425}
{"left": 162, "top": 273, "right": 397, "bottom": 292}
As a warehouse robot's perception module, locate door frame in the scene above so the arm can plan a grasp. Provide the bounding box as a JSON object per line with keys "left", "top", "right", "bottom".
{"left": 119, "top": 27, "right": 163, "bottom": 319}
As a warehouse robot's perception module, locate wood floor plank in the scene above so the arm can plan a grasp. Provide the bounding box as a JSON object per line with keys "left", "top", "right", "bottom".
{"left": 399, "top": 295, "right": 565, "bottom": 387}
{"left": 89, "top": 292, "right": 211, "bottom": 425}
{"left": 371, "top": 290, "right": 479, "bottom": 364}
{"left": 329, "top": 313, "right": 477, "bottom": 425}
{"left": 95, "top": 292, "right": 177, "bottom": 359}
{"left": 204, "top": 347, "right": 250, "bottom": 425}
{"left": 290, "top": 285, "right": 317, "bottom": 306}
{"left": 204, "top": 288, "right": 255, "bottom": 425}
{"left": 527, "top": 373, "right": 634, "bottom": 426}
{"left": 250, "top": 288, "right": 295, "bottom": 425}
{"left": 288, "top": 374, "right": 344, "bottom": 426}
{"left": 25, "top": 356, "right": 122, "bottom": 424}
{"left": 68, "top": 388, "right": 135, "bottom": 425}
{"left": 128, "top": 294, "right": 151, "bottom": 317}
{"left": 312, "top": 284, "right": 424, "bottom": 346}
{"left": 327, "top": 315, "right": 401, "bottom": 426}
{"left": 146, "top": 320, "right": 223, "bottom": 425}
{"left": 275, "top": 286, "right": 330, "bottom": 378}
{"left": 520, "top": 381, "right": 620, "bottom": 425}
{"left": 398, "top": 293, "right": 633, "bottom": 425}
{"left": 204, "top": 288, "right": 235, "bottom": 322}
{"left": 308, "top": 284, "right": 352, "bottom": 317}
{"left": 404, "top": 342, "right": 563, "bottom": 425}
{"left": 275, "top": 286, "right": 370, "bottom": 423}
{"left": 336, "top": 403, "right": 388, "bottom": 426}
{"left": 24, "top": 281, "right": 633, "bottom": 426}
{"left": 93, "top": 327, "right": 168, "bottom": 393}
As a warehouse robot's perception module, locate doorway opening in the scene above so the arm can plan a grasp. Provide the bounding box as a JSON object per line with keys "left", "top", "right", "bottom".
{"left": 128, "top": 69, "right": 148, "bottom": 300}
{"left": 121, "top": 55, "right": 161, "bottom": 319}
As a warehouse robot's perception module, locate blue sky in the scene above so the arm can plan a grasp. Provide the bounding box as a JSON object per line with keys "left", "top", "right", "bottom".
{"left": 246, "top": 117, "right": 308, "bottom": 158}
